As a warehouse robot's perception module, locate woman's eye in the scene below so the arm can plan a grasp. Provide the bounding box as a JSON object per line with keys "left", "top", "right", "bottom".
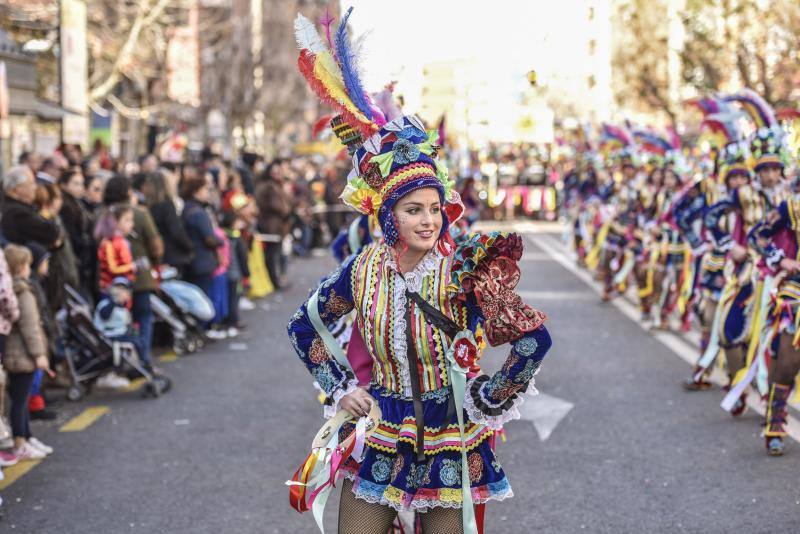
{"left": 407, "top": 208, "right": 418, "bottom": 214}
{"left": 431, "top": 207, "right": 440, "bottom": 213}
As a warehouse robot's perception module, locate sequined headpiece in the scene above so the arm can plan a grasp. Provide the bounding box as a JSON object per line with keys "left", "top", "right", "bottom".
{"left": 750, "top": 126, "right": 787, "bottom": 173}
{"left": 294, "top": 8, "right": 461, "bottom": 246}
{"left": 718, "top": 140, "right": 751, "bottom": 183}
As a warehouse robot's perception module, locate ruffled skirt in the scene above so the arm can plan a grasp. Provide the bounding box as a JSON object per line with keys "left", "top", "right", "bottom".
{"left": 340, "top": 384, "right": 513, "bottom": 512}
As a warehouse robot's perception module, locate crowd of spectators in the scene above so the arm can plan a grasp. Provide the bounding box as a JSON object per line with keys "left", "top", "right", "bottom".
{"left": 0, "top": 142, "right": 352, "bottom": 483}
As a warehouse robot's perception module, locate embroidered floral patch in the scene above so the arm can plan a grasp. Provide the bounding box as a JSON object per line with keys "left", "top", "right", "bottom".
{"left": 407, "top": 463, "right": 431, "bottom": 488}
{"left": 514, "top": 337, "right": 539, "bottom": 357}
{"left": 513, "top": 359, "right": 541, "bottom": 384}
{"left": 468, "top": 452, "right": 484, "bottom": 483}
{"left": 501, "top": 354, "right": 519, "bottom": 374}
{"left": 323, "top": 290, "right": 353, "bottom": 318}
{"left": 439, "top": 459, "right": 461, "bottom": 486}
{"left": 485, "top": 375, "right": 523, "bottom": 402}
{"left": 312, "top": 362, "right": 336, "bottom": 393}
{"left": 491, "top": 458, "right": 502, "bottom": 473}
{"left": 309, "top": 337, "right": 331, "bottom": 364}
{"left": 391, "top": 455, "right": 404, "bottom": 480}
{"left": 371, "top": 454, "right": 393, "bottom": 482}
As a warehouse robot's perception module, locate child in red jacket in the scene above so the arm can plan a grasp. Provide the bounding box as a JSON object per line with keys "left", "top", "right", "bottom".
{"left": 95, "top": 204, "right": 136, "bottom": 292}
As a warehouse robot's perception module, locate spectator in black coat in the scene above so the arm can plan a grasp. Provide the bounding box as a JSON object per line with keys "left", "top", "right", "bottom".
{"left": 140, "top": 170, "right": 194, "bottom": 277}
{"left": 1, "top": 166, "right": 60, "bottom": 250}
{"left": 58, "top": 168, "right": 95, "bottom": 300}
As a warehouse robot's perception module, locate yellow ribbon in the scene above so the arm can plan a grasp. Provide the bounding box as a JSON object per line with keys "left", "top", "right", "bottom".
{"left": 586, "top": 221, "right": 611, "bottom": 270}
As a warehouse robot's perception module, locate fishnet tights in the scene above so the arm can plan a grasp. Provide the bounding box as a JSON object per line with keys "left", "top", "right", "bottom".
{"left": 338, "top": 479, "right": 397, "bottom": 534}
{"left": 419, "top": 507, "right": 464, "bottom": 534}
{"left": 337, "top": 479, "right": 465, "bottom": 534}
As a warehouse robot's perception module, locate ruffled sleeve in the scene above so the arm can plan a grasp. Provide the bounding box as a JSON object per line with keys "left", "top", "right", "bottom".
{"left": 449, "top": 232, "right": 552, "bottom": 428}
{"left": 704, "top": 189, "right": 742, "bottom": 250}
{"left": 287, "top": 253, "right": 360, "bottom": 406}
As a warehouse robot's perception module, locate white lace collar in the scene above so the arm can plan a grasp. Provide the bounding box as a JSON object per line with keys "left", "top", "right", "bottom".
{"left": 384, "top": 246, "right": 442, "bottom": 293}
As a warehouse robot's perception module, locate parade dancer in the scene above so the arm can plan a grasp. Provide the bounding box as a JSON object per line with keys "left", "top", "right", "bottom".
{"left": 696, "top": 138, "right": 764, "bottom": 415}
{"left": 678, "top": 118, "right": 736, "bottom": 390}
{"left": 649, "top": 163, "right": 690, "bottom": 330}
{"left": 286, "top": 10, "right": 552, "bottom": 533}
{"left": 733, "top": 123, "right": 793, "bottom": 454}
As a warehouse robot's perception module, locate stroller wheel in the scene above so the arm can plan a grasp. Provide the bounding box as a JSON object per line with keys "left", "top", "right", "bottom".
{"left": 196, "top": 335, "right": 205, "bottom": 350}
{"left": 173, "top": 340, "right": 186, "bottom": 356}
{"left": 67, "top": 385, "right": 85, "bottom": 402}
{"left": 186, "top": 337, "right": 197, "bottom": 353}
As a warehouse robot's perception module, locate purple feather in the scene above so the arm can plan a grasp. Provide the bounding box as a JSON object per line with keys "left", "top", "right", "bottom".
{"left": 334, "top": 7, "right": 373, "bottom": 120}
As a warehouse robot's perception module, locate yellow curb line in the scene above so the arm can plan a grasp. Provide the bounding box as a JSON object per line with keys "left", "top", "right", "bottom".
{"left": 122, "top": 377, "right": 147, "bottom": 393}
{"left": 0, "top": 459, "right": 42, "bottom": 490}
{"left": 158, "top": 351, "right": 178, "bottom": 363}
{"left": 59, "top": 406, "right": 110, "bottom": 433}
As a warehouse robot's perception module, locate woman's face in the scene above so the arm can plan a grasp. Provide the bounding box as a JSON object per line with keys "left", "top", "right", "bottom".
{"left": 664, "top": 170, "right": 679, "bottom": 190}
{"left": 118, "top": 210, "right": 134, "bottom": 236}
{"left": 728, "top": 173, "right": 748, "bottom": 190}
{"left": 758, "top": 166, "right": 782, "bottom": 188}
{"left": 392, "top": 187, "right": 443, "bottom": 254}
{"left": 86, "top": 178, "right": 104, "bottom": 203}
{"left": 193, "top": 182, "right": 210, "bottom": 203}
{"left": 64, "top": 173, "right": 85, "bottom": 199}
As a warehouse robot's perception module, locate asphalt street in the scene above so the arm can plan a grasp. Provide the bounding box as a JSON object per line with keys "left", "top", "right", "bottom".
{"left": 1, "top": 223, "right": 799, "bottom": 533}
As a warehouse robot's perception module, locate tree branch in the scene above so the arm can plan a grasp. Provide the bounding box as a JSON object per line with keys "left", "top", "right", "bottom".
{"left": 88, "top": 0, "right": 173, "bottom": 103}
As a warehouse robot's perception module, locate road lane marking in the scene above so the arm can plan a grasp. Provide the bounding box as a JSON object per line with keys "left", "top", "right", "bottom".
{"left": 123, "top": 377, "right": 147, "bottom": 393}
{"left": 518, "top": 392, "right": 574, "bottom": 441}
{"left": 59, "top": 406, "right": 110, "bottom": 432}
{"left": 521, "top": 252, "right": 556, "bottom": 262}
{"left": 518, "top": 290, "right": 594, "bottom": 300}
{"left": 0, "top": 460, "right": 42, "bottom": 490}
{"left": 158, "top": 352, "right": 178, "bottom": 362}
{"left": 530, "top": 231, "right": 800, "bottom": 445}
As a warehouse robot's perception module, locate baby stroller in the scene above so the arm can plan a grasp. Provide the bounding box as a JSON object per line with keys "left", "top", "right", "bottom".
{"left": 151, "top": 270, "right": 213, "bottom": 355}
{"left": 59, "top": 285, "right": 172, "bottom": 400}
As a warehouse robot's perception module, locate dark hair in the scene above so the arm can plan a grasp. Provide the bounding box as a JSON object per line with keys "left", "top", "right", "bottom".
{"left": 180, "top": 175, "right": 207, "bottom": 200}
{"left": 141, "top": 171, "right": 171, "bottom": 206}
{"left": 58, "top": 168, "right": 82, "bottom": 187}
{"left": 242, "top": 151, "right": 258, "bottom": 168}
{"left": 103, "top": 175, "right": 132, "bottom": 205}
{"left": 260, "top": 159, "right": 283, "bottom": 183}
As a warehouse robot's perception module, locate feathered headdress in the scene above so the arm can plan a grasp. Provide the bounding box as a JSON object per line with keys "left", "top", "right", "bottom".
{"left": 721, "top": 89, "right": 787, "bottom": 172}
{"left": 294, "top": 8, "right": 386, "bottom": 138}
{"left": 599, "top": 123, "right": 639, "bottom": 166}
{"left": 295, "top": 8, "right": 461, "bottom": 247}
{"left": 631, "top": 127, "right": 677, "bottom": 157}
{"left": 684, "top": 96, "right": 723, "bottom": 117}
{"left": 700, "top": 111, "right": 743, "bottom": 148}
{"left": 723, "top": 89, "right": 777, "bottom": 130}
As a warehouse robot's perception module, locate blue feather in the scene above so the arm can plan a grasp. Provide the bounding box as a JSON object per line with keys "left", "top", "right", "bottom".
{"left": 335, "top": 7, "right": 373, "bottom": 120}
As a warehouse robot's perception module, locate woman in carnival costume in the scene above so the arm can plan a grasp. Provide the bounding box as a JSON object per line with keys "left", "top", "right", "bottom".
{"left": 694, "top": 140, "right": 759, "bottom": 416}
{"left": 738, "top": 122, "right": 794, "bottom": 455}
{"left": 647, "top": 156, "right": 691, "bottom": 331}
{"left": 286, "top": 9, "right": 551, "bottom": 533}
